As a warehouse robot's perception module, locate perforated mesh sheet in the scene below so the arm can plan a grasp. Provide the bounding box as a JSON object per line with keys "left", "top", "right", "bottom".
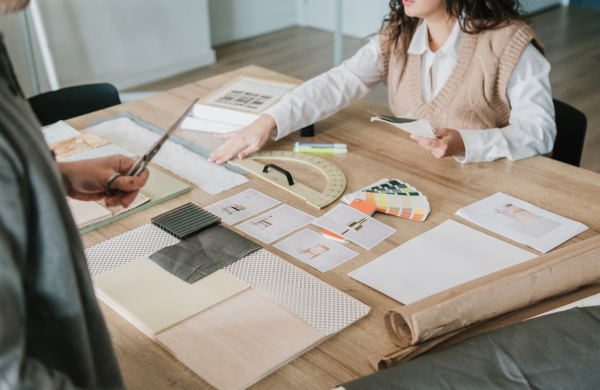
{"left": 223, "top": 249, "right": 371, "bottom": 336}
{"left": 85, "top": 224, "right": 371, "bottom": 335}
{"left": 85, "top": 224, "right": 179, "bottom": 277}
{"left": 60, "top": 144, "right": 136, "bottom": 162}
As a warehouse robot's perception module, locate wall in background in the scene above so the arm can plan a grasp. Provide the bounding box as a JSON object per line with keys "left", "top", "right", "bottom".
{"left": 298, "top": 0, "right": 389, "bottom": 38}
{"left": 0, "top": 0, "right": 215, "bottom": 96}
{"left": 522, "top": 0, "right": 563, "bottom": 13}
{"left": 208, "top": 0, "right": 297, "bottom": 46}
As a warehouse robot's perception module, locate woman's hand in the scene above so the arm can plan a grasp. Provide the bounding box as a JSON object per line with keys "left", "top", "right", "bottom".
{"left": 58, "top": 155, "right": 149, "bottom": 208}
{"left": 410, "top": 128, "right": 465, "bottom": 158}
{"left": 208, "top": 114, "right": 276, "bottom": 164}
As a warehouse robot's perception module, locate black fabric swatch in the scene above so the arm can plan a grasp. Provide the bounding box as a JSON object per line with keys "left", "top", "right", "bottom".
{"left": 149, "top": 225, "right": 261, "bottom": 284}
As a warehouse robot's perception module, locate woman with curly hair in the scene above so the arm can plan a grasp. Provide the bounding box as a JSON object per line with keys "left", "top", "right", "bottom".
{"left": 209, "top": 0, "right": 555, "bottom": 164}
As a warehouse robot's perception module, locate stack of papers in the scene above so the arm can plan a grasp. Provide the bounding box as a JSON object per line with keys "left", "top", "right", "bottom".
{"left": 67, "top": 198, "right": 112, "bottom": 229}
{"left": 181, "top": 105, "right": 258, "bottom": 134}
{"left": 342, "top": 178, "right": 430, "bottom": 222}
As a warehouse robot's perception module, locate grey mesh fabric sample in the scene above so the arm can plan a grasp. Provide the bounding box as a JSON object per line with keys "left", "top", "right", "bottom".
{"left": 342, "top": 306, "right": 600, "bottom": 390}
{"left": 149, "top": 225, "right": 261, "bottom": 283}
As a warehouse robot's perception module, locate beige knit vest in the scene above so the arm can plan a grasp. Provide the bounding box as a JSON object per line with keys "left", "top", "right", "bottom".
{"left": 381, "top": 21, "right": 544, "bottom": 130}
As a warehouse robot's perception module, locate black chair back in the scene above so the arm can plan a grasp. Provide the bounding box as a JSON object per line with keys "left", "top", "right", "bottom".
{"left": 552, "top": 99, "right": 587, "bottom": 167}
{"left": 28, "top": 83, "right": 121, "bottom": 126}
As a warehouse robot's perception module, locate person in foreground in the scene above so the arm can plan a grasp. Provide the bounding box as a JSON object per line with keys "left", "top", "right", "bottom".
{"left": 209, "top": 0, "right": 556, "bottom": 164}
{"left": 0, "top": 1, "right": 147, "bottom": 388}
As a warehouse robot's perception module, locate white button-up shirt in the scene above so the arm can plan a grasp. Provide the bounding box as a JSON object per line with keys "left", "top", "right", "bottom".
{"left": 263, "top": 20, "right": 556, "bottom": 163}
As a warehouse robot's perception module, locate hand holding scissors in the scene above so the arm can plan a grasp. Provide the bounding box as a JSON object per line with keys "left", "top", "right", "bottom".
{"left": 105, "top": 98, "right": 199, "bottom": 196}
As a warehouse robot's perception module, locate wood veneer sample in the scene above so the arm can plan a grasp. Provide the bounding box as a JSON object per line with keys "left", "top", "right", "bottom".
{"left": 94, "top": 256, "right": 249, "bottom": 335}
{"left": 155, "top": 289, "right": 326, "bottom": 390}
{"left": 50, "top": 133, "right": 109, "bottom": 160}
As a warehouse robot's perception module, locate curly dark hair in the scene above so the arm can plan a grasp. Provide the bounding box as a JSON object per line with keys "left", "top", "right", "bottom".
{"left": 382, "top": 0, "right": 530, "bottom": 54}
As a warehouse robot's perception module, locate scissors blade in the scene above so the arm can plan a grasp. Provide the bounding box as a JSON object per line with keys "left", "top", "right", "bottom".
{"left": 136, "top": 97, "right": 199, "bottom": 171}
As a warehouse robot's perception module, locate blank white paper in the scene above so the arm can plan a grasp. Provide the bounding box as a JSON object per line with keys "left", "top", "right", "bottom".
{"left": 348, "top": 220, "right": 537, "bottom": 305}
{"left": 456, "top": 192, "right": 588, "bottom": 253}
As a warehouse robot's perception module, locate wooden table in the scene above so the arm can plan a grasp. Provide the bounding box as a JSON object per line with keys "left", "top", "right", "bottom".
{"left": 70, "top": 65, "right": 600, "bottom": 390}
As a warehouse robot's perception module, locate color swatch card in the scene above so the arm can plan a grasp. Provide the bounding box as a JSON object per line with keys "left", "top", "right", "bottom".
{"left": 204, "top": 189, "right": 281, "bottom": 225}
{"left": 312, "top": 204, "right": 396, "bottom": 250}
{"left": 456, "top": 192, "right": 589, "bottom": 253}
{"left": 342, "top": 178, "right": 431, "bottom": 222}
{"left": 348, "top": 220, "right": 537, "bottom": 304}
{"left": 274, "top": 229, "right": 359, "bottom": 273}
{"left": 236, "top": 204, "right": 316, "bottom": 244}
{"left": 344, "top": 191, "right": 430, "bottom": 222}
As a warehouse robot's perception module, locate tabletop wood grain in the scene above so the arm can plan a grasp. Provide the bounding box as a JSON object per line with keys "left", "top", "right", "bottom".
{"left": 68, "top": 65, "right": 600, "bottom": 390}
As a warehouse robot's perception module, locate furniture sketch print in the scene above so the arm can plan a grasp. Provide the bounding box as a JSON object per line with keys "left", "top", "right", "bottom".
{"left": 346, "top": 218, "right": 366, "bottom": 233}
{"left": 222, "top": 204, "right": 247, "bottom": 215}
{"left": 252, "top": 216, "right": 273, "bottom": 229}
{"left": 297, "top": 244, "right": 330, "bottom": 261}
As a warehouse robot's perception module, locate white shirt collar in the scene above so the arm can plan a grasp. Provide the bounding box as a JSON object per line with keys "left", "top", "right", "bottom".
{"left": 407, "top": 19, "right": 463, "bottom": 59}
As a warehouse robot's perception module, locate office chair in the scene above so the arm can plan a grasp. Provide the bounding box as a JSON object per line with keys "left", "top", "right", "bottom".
{"left": 28, "top": 83, "right": 121, "bottom": 126}
{"left": 552, "top": 99, "right": 587, "bottom": 167}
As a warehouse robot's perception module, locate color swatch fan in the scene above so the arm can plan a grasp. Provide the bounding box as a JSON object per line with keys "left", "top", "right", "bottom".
{"left": 342, "top": 178, "right": 430, "bottom": 222}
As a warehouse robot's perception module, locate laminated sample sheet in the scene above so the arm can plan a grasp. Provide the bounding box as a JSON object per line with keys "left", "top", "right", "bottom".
{"left": 87, "top": 117, "right": 248, "bottom": 195}
{"left": 93, "top": 256, "right": 249, "bottom": 335}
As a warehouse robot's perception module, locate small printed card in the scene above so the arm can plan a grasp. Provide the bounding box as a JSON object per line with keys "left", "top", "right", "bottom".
{"left": 236, "top": 204, "right": 316, "bottom": 244}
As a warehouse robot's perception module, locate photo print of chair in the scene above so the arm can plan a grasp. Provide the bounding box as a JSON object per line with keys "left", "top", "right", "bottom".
{"left": 222, "top": 204, "right": 247, "bottom": 215}
{"left": 252, "top": 216, "right": 273, "bottom": 229}
{"left": 343, "top": 218, "right": 367, "bottom": 235}
{"left": 297, "top": 244, "right": 330, "bottom": 261}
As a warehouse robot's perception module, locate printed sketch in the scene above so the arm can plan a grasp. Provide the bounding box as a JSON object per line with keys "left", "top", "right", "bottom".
{"left": 493, "top": 203, "right": 562, "bottom": 239}
{"left": 204, "top": 189, "right": 280, "bottom": 225}
{"left": 236, "top": 205, "right": 316, "bottom": 244}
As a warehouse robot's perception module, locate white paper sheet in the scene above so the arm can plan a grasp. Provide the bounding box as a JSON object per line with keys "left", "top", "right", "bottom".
{"left": 274, "top": 229, "right": 359, "bottom": 273}
{"left": 348, "top": 220, "right": 537, "bottom": 304}
{"left": 236, "top": 204, "right": 315, "bottom": 244}
{"left": 456, "top": 192, "right": 588, "bottom": 253}
{"left": 192, "top": 104, "right": 259, "bottom": 127}
{"left": 370, "top": 116, "right": 436, "bottom": 140}
{"left": 204, "top": 189, "right": 281, "bottom": 225}
{"left": 42, "top": 121, "right": 80, "bottom": 144}
{"left": 181, "top": 115, "right": 243, "bottom": 134}
{"left": 534, "top": 293, "right": 600, "bottom": 318}
{"left": 67, "top": 198, "right": 112, "bottom": 229}
{"left": 312, "top": 204, "right": 396, "bottom": 250}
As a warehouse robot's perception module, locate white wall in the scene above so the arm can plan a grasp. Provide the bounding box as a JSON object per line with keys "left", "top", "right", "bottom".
{"left": 299, "top": 0, "right": 390, "bottom": 38}
{"left": 0, "top": 0, "right": 216, "bottom": 96}
{"left": 208, "top": 0, "right": 297, "bottom": 46}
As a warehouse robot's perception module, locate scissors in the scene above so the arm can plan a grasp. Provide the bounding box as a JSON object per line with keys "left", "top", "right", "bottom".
{"left": 105, "top": 97, "right": 199, "bottom": 196}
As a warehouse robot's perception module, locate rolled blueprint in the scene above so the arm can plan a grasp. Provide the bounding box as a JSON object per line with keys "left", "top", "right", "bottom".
{"left": 371, "top": 234, "right": 600, "bottom": 370}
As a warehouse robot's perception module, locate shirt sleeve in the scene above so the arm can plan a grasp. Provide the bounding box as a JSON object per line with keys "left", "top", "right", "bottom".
{"left": 455, "top": 43, "right": 556, "bottom": 163}
{"left": 0, "top": 149, "right": 84, "bottom": 390}
{"left": 262, "top": 36, "right": 383, "bottom": 140}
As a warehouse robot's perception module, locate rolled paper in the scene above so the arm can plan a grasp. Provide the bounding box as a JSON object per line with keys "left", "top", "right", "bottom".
{"left": 372, "top": 234, "right": 600, "bottom": 370}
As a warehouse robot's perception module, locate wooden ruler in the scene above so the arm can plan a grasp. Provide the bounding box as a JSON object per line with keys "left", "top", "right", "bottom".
{"left": 228, "top": 151, "right": 346, "bottom": 209}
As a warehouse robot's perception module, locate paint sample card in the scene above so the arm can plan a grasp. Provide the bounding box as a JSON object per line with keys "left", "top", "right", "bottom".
{"left": 348, "top": 220, "right": 537, "bottom": 304}
{"left": 456, "top": 192, "right": 588, "bottom": 253}
{"left": 345, "top": 191, "right": 430, "bottom": 222}
{"left": 312, "top": 204, "right": 396, "bottom": 250}
{"left": 274, "top": 229, "right": 359, "bottom": 273}
{"left": 236, "top": 205, "right": 316, "bottom": 244}
{"left": 204, "top": 189, "right": 281, "bottom": 225}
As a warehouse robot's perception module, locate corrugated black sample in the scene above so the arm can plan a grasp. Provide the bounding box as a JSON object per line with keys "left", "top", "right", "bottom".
{"left": 151, "top": 202, "right": 220, "bottom": 240}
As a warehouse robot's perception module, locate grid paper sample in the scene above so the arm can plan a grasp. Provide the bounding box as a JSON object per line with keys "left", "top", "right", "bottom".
{"left": 85, "top": 225, "right": 371, "bottom": 336}
{"left": 224, "top": 249, "right": 371, "bottom": 336}
{"left": 85, "top": 224, "right": 179, "bottom": 277}
{"left": 60, "top": 144, "right": 136, "bottom": 162}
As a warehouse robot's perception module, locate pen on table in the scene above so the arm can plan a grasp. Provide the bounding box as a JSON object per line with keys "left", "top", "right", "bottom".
{"left": 294, "top": 142, "right": 347, "bottom": 149}
{"left": 294, "top": 147, "right": 347, "bottom": 154}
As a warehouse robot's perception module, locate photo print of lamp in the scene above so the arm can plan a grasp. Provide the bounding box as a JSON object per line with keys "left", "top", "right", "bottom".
{"left": 342, "top": 218, "right": 367, "bottom": 235}
{"left": 297, "top": 244, "right": 330, "bottom": 261}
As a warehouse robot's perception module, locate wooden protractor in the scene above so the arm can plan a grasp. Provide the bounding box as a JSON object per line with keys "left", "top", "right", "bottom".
{"left": 229, "top": 151, "right": 346, "bottom": 209}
